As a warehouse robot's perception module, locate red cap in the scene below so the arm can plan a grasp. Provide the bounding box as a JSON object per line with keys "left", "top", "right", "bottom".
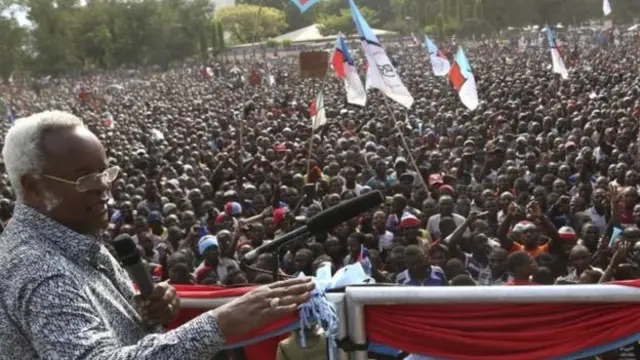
{"left": 439, "top": 184, "right": 455, "bottom": 196}
{"left": 428, "top": 174, "right": 444, "bottom": 186}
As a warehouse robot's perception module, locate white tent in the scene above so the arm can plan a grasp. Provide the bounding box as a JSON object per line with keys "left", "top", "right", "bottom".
{"left": 271, "top": 24, "right": 395, "bottom": 43}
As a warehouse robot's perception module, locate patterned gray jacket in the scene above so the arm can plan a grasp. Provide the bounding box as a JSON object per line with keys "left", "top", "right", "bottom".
{"left": 0, "top": 204, "right": 224, "bottom": 360}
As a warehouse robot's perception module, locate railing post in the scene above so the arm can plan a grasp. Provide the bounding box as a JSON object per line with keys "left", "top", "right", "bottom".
{"left": 346, "top": 288, "right": 367, "bottom": 360}
{"left": 336, "top": 294, "right": 349, "bottom": 360}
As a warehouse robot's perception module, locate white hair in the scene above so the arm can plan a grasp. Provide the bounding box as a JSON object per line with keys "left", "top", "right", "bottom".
{"left": 2, "top": 111, "right": 84, "bottom": 202}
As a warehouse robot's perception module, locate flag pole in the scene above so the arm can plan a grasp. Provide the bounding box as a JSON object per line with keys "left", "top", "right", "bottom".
{"left": 381, "top": 96, "right": 430, "bottom": 194}
{"left": 232, "top": 0, "right": 265, "bottom": 190}
{"left": 306, "top": 69, "right": 331, "bottom": 180}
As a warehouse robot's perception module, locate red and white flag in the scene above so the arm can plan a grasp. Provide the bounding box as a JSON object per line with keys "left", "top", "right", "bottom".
{"left": 331, "top": 33, "right": 366, "bottom": 106}
{"left": 104, "top": 111, "right": 115, "bottom": 129}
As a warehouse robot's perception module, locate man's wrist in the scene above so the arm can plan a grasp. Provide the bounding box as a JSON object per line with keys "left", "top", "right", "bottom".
{"left": 209, "top": 306, "right": 231, "bottom": 342}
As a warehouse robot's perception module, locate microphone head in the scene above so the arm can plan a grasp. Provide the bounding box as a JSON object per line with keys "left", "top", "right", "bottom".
{"left": 307, "top": 190, "right": 384, "bottom": 233}
{"left": 111, "top": 233, "right": 141, "bottom": 267}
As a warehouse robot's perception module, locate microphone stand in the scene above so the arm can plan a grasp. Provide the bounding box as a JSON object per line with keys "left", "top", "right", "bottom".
{"left": 239, "top": 248, "right": 294, "bottom": 281}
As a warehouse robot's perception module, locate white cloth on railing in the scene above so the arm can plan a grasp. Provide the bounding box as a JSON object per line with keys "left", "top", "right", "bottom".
{"left": 297, "top": 262, "right": 372, "bottom": 360}
{"left": 404, "top": 354, "right": 439, "bottom": 360}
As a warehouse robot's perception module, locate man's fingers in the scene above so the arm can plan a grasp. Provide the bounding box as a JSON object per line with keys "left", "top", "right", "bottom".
{"left": 267, "top": 277, "right": 313, "bottom": 290}
{"left": 143, "top": 286, "right": 172, "bottom": 311}
{"left": 272, "top": 303, "right": 299, "bottom": 316}
{"left": 279, "top": 292, "right": 312, "bottom": 307}
{"left": 267, "top": 281, "right": 315, "bottom": 299}
{"left": 145, "top": 298, "right": 169, "bottom": 314}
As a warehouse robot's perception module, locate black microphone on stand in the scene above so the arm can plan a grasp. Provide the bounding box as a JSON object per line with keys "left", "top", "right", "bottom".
{"left": 112, "top": 233, "right": 155, "bottom": 299}
{"left": 242, "top": 190, "right": 385, "bottom": 265}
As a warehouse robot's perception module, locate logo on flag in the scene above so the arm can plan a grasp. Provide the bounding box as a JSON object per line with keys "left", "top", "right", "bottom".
{"left": 310, "top": 91, "right": 327, "bottom": 130}
{"left": 449, "top": 47, "right": 479, "bottom": 111}
{"left": 331, "top": 33, "right": 367, "bottom": 106}
{"left": 348, "top": 0, "right": 413, "bottom": 109}
{"left": 290, "top": 0, "right": 320, "bottom": 13}
{"left": 425, "top": 36, "right": 451, "bottom": 77}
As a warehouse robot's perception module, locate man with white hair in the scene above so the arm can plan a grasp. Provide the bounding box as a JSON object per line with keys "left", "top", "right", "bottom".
{"left": 0, "top": 111, "right": 314, "bottom": 359}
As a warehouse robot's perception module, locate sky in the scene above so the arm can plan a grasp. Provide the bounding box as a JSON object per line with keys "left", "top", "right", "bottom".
{"left": 2, "top": 4, "right": 31, "bottom": 27}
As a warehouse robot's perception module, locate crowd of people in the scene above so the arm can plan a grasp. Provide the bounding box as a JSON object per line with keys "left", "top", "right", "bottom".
{"left": 1, "top": 25, "right": 640, "bottom": 358}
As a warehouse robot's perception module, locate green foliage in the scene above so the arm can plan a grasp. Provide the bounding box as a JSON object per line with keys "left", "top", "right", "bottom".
{"left": 434, "top": 13, "right": 445, "bottom": 40}
{"left": 237, "top": 0, "right": 316, "bottom": 32}
{"left": 210, "top": 21, "right": 226, "bottom": 55}
{"left": 281, "top": 39, "right": 292, "bottom": 48}
{"left": 457, "top": 18, "right": 490, "bottom": 36}
{"left": 211, "top": 22, "right": 220, "bottom": 51}
{"left": 215, "top": 4, "right": 287, "bottom": 44}
{"left": 0, "top": 16, "right": 25, "bottom": 82}
{"left": 6, "top": 0, "right": 216, "bottom": 75}
{"left": 265, "top": 39, "right": 280, "bottom": 48}
{"left": 424, "top": 24, "right": 438, "bottom": 36}
{"left": 443, "top": 22, "right": 459, "bottom": 37}
{"left": 0, "top": 0, "right": 636, "bottom": 77}
{"left": 317, "top": 7, "right": 379, "bottom": 36}
{"left": 216, "top": 22, "right": 226, "bottom": 50}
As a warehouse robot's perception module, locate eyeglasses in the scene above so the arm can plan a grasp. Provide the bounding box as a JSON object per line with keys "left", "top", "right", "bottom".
{"left": 43, "top": 166, "right": 120, "bottom": 193}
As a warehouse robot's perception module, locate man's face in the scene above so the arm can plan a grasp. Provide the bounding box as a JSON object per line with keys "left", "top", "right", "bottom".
{"left": 438, "top": 197, "right": 454, "bottom": 216}
{"left": 33, "top": 127, "right": 112, "bottom": 234}
{"left": 405, "top": 252, "right": 426, "bottom": 273}
{"left": 489, "top": 251, "right": 507, "bottom": 273}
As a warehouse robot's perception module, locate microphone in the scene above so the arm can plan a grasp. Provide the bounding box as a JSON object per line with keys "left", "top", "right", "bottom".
{"left": 112, "top": 233, "right": 155, "bottom": 299}
{"left": 242, "top": 190, "right": 385, "bottom": 264}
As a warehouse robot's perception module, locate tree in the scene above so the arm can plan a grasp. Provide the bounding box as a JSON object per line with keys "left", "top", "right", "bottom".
{"left": 317, "top": 7, "right": 379, "bottom": 36}
{"left": 211, "top": 21, "right": 219, "bottom": 51}
{"left": 0, "top": 16, "right": 25, "bottom": 82}
{"left": 20, "top": 0, "right": 215, "bottom": 72}
{"left": 216, "top": 21, "right": 225, "bottom": 49}
{"left": 238, "top": 0, "right": 316, "bottom": 32}
{"left": 215, "top": 4, "right": 287, "bottom": 44}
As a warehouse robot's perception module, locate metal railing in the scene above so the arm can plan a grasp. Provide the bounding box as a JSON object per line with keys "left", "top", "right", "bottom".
{"left": 179, "top": 284, "right": 640, "bottom": 360}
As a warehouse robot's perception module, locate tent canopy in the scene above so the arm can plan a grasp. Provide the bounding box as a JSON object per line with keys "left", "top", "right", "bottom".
{"left": 271, "top": 24, "right": 395, "bottom": 43}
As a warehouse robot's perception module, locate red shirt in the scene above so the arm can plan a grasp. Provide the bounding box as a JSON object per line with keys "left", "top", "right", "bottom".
{"left": 195, "top": 266, "right": 214, "bottom": 284}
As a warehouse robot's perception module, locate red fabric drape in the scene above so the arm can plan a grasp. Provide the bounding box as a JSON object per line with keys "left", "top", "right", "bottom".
{"left": 366, "top": 302, "right": 640, "bottom": 360}
{"left": 170, "top": 285, "right": 290, "bottom": 360}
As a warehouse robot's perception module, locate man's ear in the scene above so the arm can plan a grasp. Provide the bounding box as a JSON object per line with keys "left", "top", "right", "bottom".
{"left": 20, "top": 173, "right": 43, "bottom": 203}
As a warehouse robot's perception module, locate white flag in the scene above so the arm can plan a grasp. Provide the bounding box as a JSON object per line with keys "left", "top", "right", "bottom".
{"left": 425, "top": 36, "right": 451, "bottom": 77}
{"left": 310, "top": 91, "right": 327, "bottom": 130}
{"left": 545, "top": 28, "right": 569, "bottom": 80}
{"left": 603, "top": 0, "right": 612, "bottom": 16}
{"left": 550, "top": 48, "right": 569, "bottom": 79}
{"left": 349, "top": 0, "right": 413, "bottom": 109}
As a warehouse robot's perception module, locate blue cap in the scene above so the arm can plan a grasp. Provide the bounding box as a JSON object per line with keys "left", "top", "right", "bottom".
{"left": 198, "top": 235, "right": 219, "bottom": 256}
